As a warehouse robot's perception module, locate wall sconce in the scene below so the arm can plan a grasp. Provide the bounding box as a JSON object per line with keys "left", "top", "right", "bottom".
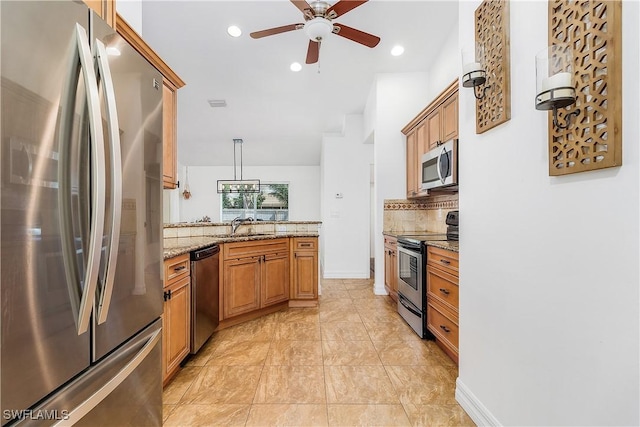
{"left": 462, "top": 45, "right": 490, "bottom": 100}
{"left": 535, "top": 46, "right": 580, "bottom": 130}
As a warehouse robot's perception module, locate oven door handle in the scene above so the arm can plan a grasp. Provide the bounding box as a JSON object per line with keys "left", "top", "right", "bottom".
{"left": 399, "top": 294, "right": 422, "bottom": 317}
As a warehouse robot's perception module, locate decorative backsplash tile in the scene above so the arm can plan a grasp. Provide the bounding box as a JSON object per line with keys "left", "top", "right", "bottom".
{"left": 384, "top": 194, "right": 458, "bottom": 234}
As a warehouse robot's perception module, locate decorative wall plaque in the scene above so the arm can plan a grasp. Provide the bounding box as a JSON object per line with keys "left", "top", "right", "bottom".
{"left": 474, "top": 0, "right": 511, "bottom": 133}
{"left": 548, "top": 0, "right": 622, "bottom": 175}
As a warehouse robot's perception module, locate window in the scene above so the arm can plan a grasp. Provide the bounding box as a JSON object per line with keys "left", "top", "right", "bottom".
{"left": 220, "top": 182, "right": 289, "bottom": 221}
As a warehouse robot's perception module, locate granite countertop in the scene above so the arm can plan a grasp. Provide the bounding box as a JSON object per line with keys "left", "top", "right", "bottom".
{"left": 164, "top": 232, "right": 319, "bottom": 259}
{"left": 165, "top": 221, "right": 322, "bottom": 228}
{"left": 425, "top": 240, "right": 459, "bottom": 253}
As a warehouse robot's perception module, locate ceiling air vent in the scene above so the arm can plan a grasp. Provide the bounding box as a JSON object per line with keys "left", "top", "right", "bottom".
{"left": 208, "top": 99, "right": 227, "bottom": 108}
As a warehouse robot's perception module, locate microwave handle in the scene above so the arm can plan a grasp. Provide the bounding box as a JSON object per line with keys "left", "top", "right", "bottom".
{"left": 437, "top": 146, "right": 446, "bottom": 184}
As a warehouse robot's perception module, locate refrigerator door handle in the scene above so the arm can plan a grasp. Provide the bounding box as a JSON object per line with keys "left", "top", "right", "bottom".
{"left": 58, "top": 23, "right": 106, "bottom": 335}
{"left": 52, "top": 328, "right": 162, "bottom": 427}
{"left": 94, "top": 40, "right": 122, "bottom": 325}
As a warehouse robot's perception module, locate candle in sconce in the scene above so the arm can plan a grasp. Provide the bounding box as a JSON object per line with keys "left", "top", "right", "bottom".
{"left": 463, "top": 62, "right": 482, "bottom": 75}
{"left": 540, "top": 72, "right": 572, "bottom": 92}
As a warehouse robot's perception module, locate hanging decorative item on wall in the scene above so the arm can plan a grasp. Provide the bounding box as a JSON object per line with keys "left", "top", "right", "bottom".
{"left": 473, "top": 0, "right": 511, "bottom": 133}
{"left": 547, "top": 0, "right": 622, "bottom": 175}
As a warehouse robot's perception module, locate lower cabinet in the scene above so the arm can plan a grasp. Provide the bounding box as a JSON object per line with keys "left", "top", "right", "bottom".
{"left": 262, "top": 252, "right": 290, "bottom": 307}
{"left": 383, "top": 235, "right": 398, "bottom": 302}
{"left": 223, "top": 256, "right": 261, "bottom": 318}
{"left": 426, "top": 246, "right": 459, "bottom": 364}
{"left": 291, "top": 237, "right": 318, "bottom": 301}
{"left": 162, "top": 254, "right": 191, "bottom": 385}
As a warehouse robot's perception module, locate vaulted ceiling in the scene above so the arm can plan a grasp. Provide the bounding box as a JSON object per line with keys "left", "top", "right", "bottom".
{"left": 141, "top": 1, "right": 458, "bottom": 166}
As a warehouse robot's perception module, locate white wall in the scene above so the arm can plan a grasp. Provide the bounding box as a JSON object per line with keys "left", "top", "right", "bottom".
{"left": 320, "top": 115, "right": 373, "bottom": 278}
{"left": 116, "top": 0, "right": 143, "bottom": 34}
{"left": 171, "top": 165, "right": 320, "bottom": 223}
{"left": 427, "top": 23, "right": 460, "bottom": 101}
{"left": 456, "top": 1, "right": 640, "bottom": 426}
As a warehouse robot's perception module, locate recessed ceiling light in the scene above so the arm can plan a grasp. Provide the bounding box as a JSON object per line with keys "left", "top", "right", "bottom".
{"left": 290, "top": 62, "right": 302, "bottom": 72}
{"left": 227, "top": 25, "right": 242, "bottom": 37}
{"left": 391, "top": 45, "right": 405, "bottom": 56}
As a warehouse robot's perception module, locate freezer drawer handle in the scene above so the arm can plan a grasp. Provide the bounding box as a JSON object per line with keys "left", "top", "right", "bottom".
{"left": 58, "top": 23, "right": 106, "bottom": 335}
{"left": 53, "top": 328, "right": 161, "bottom": 427}
{"left": 95, "top": 39, "right": 123, "bottom": 325}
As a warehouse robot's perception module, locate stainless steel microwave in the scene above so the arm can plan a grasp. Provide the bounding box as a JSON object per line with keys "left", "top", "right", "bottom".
{"left": 421, "top": 138, "right": 458, "bottom": 191}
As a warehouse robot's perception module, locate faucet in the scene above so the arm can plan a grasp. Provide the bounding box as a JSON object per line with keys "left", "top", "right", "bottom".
{"left": 231, "top": 216, "right": 254, "bottom": 234}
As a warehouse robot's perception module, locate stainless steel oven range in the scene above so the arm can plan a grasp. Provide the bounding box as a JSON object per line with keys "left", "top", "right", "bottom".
{"left": 396, "top": 233, "right": 448, "bottom": 338}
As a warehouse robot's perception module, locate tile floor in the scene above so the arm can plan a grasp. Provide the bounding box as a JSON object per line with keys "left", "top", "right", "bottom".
{"left": 162, "top": 278, "right": 475, "bottom": 426}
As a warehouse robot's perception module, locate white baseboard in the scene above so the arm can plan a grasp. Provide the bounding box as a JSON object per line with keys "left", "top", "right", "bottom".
{"left": 322, "top": 271, "right": 370, "bottom": 279}
{"left": 373, "top": 284, "right": 388, "bottom": 295}
{"left": 455, "top": 378, "right": 501, "bottom": 427}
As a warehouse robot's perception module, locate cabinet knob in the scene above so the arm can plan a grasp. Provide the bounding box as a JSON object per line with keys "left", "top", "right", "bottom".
{"left": 440, "top": 324, "right": 451, "bottom": 333}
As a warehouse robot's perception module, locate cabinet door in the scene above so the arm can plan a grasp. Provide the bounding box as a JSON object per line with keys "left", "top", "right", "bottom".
{"left": 261, "top": 253, "right": 290, "bottom": 307}
{"left": 292, "top": 251, "right": 318, "bottom": 299}
{"left": 426, "top": 108, "right": 441, "bottom": 151}
{"left": 441, "top": 92, "right": 459, "bottom": 141}
{"left": 406, "top": 130, "right": 418, "bottom": 198}
{"left": 164, "top": 276, "right": 190, "bottom": 382}
{"left": 384, "top": 246, "right": 392, "bottom": 293}
{"left": 83, "top": 0, "right": 115, "bottom": 27}
{"left": 223, "top": 257, "right": 261, "bottom": 318}
{"left": 390, "top": 250, "right": 398, "bottom": 298}
{"left": 162, "top": 80, "right": 178, "bottom": 189}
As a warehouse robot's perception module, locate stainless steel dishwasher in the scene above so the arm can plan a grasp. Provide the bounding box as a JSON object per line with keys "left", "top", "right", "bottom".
{"left": 190, "top": 245, "right": 220, "bottom": 354}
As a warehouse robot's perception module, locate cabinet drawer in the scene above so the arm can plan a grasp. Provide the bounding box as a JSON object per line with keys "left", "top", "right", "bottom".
{"left": 293, "top": 237, "right": 317, "bottom": 251}
{"left": 164, "top": 253, "right": 190, "bottom": 284}
{"left": 427, "top": 266, "right": 459, "bottom": 313}
{"left": 384, "top": 235, "right": 397, "bottom": 248}
{"left": 224, "top": 238, "right": 289, "bottom": 260}
{"left": 427, "top": 246, "right": 459, "bottom": 275}
{"left": 427, "top": 300, "right": 459, "bottom": 353}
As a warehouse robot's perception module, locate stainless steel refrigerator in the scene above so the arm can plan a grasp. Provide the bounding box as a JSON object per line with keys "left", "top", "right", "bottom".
{"left": 1, "top": 1, "right": 163, "bottom": 425}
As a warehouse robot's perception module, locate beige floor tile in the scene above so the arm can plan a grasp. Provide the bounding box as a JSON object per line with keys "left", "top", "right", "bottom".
{"left": 402, "top": 403, "right": 476, "bottom": 427}
{"left": 180, "top": 365, "right": 263, "bottom": 404}
{"left": 245, "top": 404, "right": 329, "bottom": 426}
{"left": 342, "top": 282, "right": 373, "bottom": 291}
{"left": 206, "top": 340, "right": 271, "bottom": 366}
{"left": 324, "top": 366, "right": 399, "bottom": 404}
{"left": 319, "top": 308, "right": 363, "bottom": 323}
{"left": 385, "top": 365, "right": 457, "bottom": 405}
{"left": 347, "top": 289, "right": 378, "bottom": 300}
{"left": 277, "top": 307, "right": 320, "bottom": 323}
{"left": 318, "top": 297, "right": 355, "bottom": 311}
{"left": 363, "top": 320, "right": 424, "bottom": 342}
{"left": 163, "top": 404, "right": 250, "bottom": 426}
{"left": 215, "top": 317, "right": 276, "bottom": 342}
{"left": 322, "top": 340, "right": 381, "bottom": 366}
{"left": 265, "top": 340, "right": 324, "bottom": 366}
{"left": 373, "top": 339, "right": 435, "bottom": 366}
{"left": 320, "top": 288, "right": 352, "bottom": 299}
{"left": 321, "top": 278, "right": 345, "bottom": 287}
{"left": 254, "top": 366, "right": 326, "bottom": 404}
{"left": 274, "top": 322, "right": 322, "bottom": 341}
{"left": 162, "top": 404, "right": 176, "bottom": 423}
{"left": 327, "top": 404, "right": 411, "bottom": 426}
{"left": 163, "top": 366, "right": 202, "bottom": 405}
{"left": 321, "top": 322, "right": 370, "bottom": 341}
{"left": 356, "top": 297, "right": 398, "bottom": 311}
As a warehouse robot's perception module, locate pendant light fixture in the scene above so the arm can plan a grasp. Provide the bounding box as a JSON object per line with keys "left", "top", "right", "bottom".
{"left": 216, "top": 139, "right": 260, "bottom": 193}
{"left": 182, "top": 166, "right": 192, "bottom": 199}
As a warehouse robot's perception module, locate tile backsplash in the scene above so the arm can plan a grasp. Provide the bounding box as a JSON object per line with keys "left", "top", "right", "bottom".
{"left": 383, "top": 194, "right": 458, "bottom": 234}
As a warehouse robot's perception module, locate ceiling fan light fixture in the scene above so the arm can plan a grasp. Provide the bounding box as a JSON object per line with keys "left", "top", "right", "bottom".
{"left": 304, "top": 17, "right": 332, "bottom": 41}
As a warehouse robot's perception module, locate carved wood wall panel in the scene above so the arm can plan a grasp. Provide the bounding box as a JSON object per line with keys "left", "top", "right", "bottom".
{"left": 548, "top": 0, "right": 622, "bottom": 175}
{"left": 474, "top": 0, "right": 511, "bottom": 133}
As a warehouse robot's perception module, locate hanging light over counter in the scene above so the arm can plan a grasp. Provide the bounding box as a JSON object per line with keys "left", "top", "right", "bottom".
{"left": 216, "top": 139, "right": 261, "bottom": 193}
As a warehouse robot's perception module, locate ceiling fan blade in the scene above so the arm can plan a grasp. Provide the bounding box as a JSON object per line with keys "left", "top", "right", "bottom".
{"left": 306, "top": 40, "right": 320, "bottom": 64}
{"left": 333, "top": 23, "right": 380, "bottom": 48}
{"left": 326, "top": 0, "right": 367, "bottom": 18}
{"left": 250, "top": 24, "right": 302, "bottom": 39}
{"left": 290, "top": 0, "right": 312, "bottom": 16}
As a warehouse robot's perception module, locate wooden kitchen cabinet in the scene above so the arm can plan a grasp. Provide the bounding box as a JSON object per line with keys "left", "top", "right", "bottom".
{"left": 84, "top": 0, "right": 116, "bottom": 27}
{"left": 115, "top": 14, "right": 185, "bottom": 190}
{"left": 221, "top": 239, "right": 290, "bottom": 320}
{"left": 163, "top": 254, "right": 191, "bottom": 385}
{"left": 426, "top": 245, "right": 459, "bottom": 364}
{"left": 383, "top": 235, "right": 398, "bottom": 302}
{"left": 402, "top": 80, "right": 458, "bottom": 199}
{"left": 291, "top": 237, "right": 318, "bottom": 303}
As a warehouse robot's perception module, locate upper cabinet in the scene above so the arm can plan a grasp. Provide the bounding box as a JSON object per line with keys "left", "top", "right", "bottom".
{"left": 402, "top": 80, "right": 458, "bottom": 199}
{"left": 84, "top": 0, "right": 116, "bottom": 27}
{"left": 115, "top": 13, "right": 185, "bottom": 189}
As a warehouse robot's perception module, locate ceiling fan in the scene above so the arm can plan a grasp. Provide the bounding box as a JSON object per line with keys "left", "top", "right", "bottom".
{"left": 250, "top": 0, "right": 380, "bottom": 64}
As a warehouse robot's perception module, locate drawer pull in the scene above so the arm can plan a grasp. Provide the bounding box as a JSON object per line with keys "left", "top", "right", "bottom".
{"left": 439, "top": 259, "right": 451, "bottom": 265}
{"left": 163, "top": 290, "right": 172, "bottom": 301}
{"left": 439, "top": 288, "right": 450, "bottom": 295}
{"left": 173, "top": 265, "right": 186, "bottom": 272}
{"left": 440, "top": 325, "right": 451, "bottom": 333}
{"left": 300, "top": 243, "right": 312, "bottom": 247}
